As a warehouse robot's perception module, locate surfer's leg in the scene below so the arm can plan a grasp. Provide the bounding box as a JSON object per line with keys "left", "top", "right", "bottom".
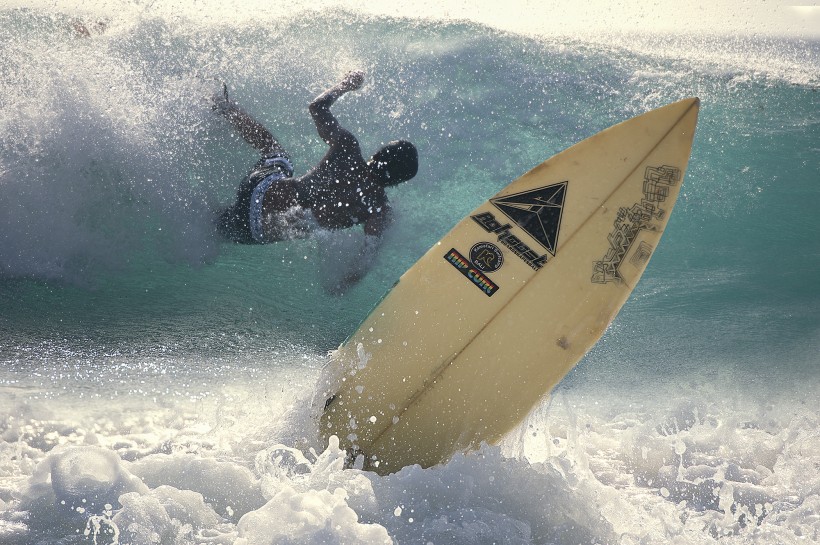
{"left": 213, "top": 83, "right": 288, "bottom": 156}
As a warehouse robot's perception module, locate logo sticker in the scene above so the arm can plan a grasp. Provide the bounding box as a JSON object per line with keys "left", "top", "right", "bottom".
{"left": 469, "top": 242, "right": 504, "bottom": 273}
{"left": 490, "top": 182, "right": 567, "bottom": 256}
{"left": 444, "top": 248, "right": 499, "bottom": 297}
{"left": 592, "top": 166, "right": 680, "bottom": 284}
{"left": 471, "top": 212, "right": 548, "bottom": 270}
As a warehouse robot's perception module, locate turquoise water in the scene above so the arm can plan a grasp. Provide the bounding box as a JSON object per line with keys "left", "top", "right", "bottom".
{"left": 1, "top": 6, "right": 818, "bottom": 544}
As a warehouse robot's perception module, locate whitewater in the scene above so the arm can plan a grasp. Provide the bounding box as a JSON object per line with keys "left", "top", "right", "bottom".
{"left": 1, "top": 2, "right": 818, "bottom": 544}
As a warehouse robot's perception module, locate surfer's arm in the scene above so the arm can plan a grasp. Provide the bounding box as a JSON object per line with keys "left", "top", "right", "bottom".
{"left": 330, "top": 233, "right": 384, "bottom": 295}
{"left": 309, "top": 70, "right": 364, "bottom": 145}
{"left": 363, "top": 208, "right": 391, "bottom": 238}
{"left": 325, "top": 208, "right": 389, "bottom": 294}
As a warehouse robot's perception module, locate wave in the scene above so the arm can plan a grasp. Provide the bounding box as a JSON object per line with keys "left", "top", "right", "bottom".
{"left": 1, "top": 5, "right": 818, "bottom": 349}
{"left": 1, "top": 7, "right": 815, "bottom": 284}
{"left": 1, "top": 5, "right": 818, "bottom": 545}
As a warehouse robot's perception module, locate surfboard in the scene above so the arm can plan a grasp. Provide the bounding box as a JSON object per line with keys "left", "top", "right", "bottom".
{"left": 317, "top": 98, "right": 700, "bottom": 475}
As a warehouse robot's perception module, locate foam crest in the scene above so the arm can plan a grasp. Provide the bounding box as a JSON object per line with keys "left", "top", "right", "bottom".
{"left": 1, "top": 360, "right": 818, "bottom": 543}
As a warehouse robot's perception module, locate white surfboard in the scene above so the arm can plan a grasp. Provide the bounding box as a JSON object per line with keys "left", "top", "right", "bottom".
{"left": 318, "top": 98, "right": 700, "bottom": 474}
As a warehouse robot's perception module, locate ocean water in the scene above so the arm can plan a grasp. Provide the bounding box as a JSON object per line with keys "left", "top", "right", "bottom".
{"left": 1, "top": 4, "right": 819, "bottom": 544}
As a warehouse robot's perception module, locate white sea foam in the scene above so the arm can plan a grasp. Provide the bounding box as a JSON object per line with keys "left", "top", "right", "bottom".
{"left": 1, "top": 360, "right": 817, "bottom": 544}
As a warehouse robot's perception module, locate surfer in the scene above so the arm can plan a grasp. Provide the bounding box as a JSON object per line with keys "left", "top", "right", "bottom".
{"left": 214, "top": 70, "right": 418, "bottom": 289}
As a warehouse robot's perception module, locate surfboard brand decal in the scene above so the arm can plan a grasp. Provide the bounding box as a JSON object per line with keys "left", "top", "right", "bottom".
{"left": 490, "top": 182, "right": 567, "bottom": 256}
{"left": 444, "top": 248, "right": 499, "bottom": 296}
{"left": 471, "top": 211, "right": 548, "bottom": 270}
{"left": 469, "top": 242, "right": 504, "bottom": 273}
{"left": 592, "top": 165, "right": 680, "bottom": 284}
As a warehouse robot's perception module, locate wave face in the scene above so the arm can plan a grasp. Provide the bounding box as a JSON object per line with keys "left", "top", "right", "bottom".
{"left": 1, "top": 5, "right": 818, "bottom": 544}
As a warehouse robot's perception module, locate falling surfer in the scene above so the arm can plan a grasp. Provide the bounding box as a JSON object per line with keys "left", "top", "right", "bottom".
{"left": 213, "top": 70, "right": 418, "bottom": 293}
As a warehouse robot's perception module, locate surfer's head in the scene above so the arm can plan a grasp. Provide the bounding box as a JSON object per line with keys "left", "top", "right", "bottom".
{"left": 367, "top": 140, "right": 418, "bottom": 187}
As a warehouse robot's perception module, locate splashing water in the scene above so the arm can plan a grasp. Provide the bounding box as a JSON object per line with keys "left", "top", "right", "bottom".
{"left": 1, "top": 2, "right": 818, "bottom": 544}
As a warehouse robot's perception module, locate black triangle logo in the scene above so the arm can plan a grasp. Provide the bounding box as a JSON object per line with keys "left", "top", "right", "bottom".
{"left": 490, "top": 182, "right": 567, "bottom": 255}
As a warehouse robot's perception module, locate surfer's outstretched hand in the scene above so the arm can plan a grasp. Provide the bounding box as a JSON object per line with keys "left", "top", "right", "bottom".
{"left": 339, "top": 70, "right": 365, "bottom": 92}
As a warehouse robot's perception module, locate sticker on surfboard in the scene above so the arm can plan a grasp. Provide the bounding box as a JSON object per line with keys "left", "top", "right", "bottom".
{"left": 491, "top": 182, "right": 567, "bottom": 255}
{"left": 591, "top": 166, "right": 680, "bottom": 284}
{"left": 471, "top": 181, "right": 567, "bottom": 270}
{"left": 443, "top": 248, "right": 500, "bottom": 297}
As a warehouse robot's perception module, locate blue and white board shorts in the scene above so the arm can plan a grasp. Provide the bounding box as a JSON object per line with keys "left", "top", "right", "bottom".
{"left": 218, "top": 154, "right": 294, "bottom": 244}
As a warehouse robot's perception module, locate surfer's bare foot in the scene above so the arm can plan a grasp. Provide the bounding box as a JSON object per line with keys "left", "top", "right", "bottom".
{"left": 211, "top": 82, "right": 232, "bottom": 115}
